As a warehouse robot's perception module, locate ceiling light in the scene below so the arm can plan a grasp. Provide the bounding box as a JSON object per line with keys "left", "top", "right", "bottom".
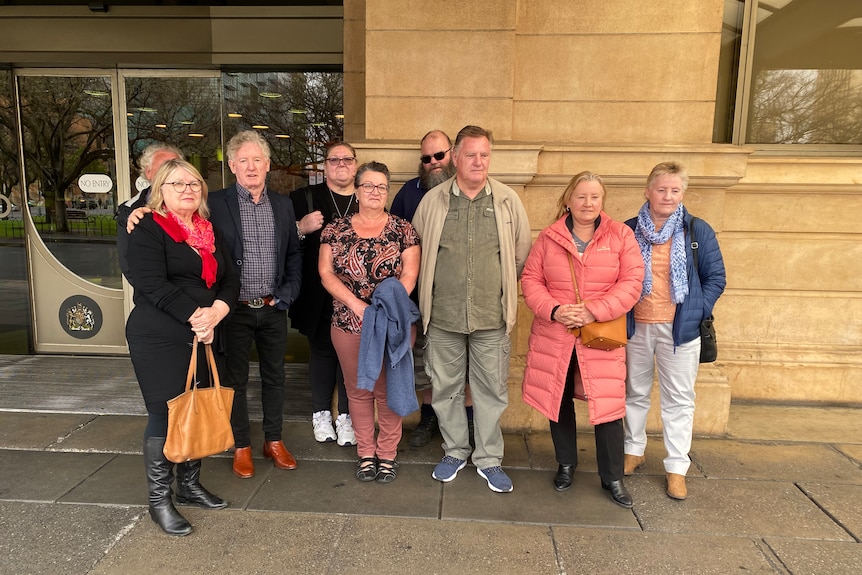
{"left": 275, "top": 134, "right": 290, "bottom": 139}
{"left": 84, "top": 89, "right": 109, "bottom": 97}
{"left": 180, "top": 120, "right": 194, "bottom": 125}
{"left": 188, "top": 133, "right": 205, "bottom": 138}
{"left": 155, "top": 124, "right": 167, "bottom": 128}
{"left": 252, "top": 125, "right": 269, "bottom": 130}
{"left": 288, "top": 109, "right": 307, "bottom": 114}
{"left": 259, "top": 92, "right": 283, "bottom": 99}
{"left": 227, "top": 113, "right": 243, "bottom": 118}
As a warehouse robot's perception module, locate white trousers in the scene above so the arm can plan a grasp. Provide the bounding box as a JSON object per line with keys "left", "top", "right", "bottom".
{"left": 624, "top": 322, "right": 700, "bottom": 475}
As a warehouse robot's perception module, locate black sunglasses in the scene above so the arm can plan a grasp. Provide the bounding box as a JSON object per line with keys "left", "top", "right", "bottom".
{"left": 420, "top": 148, "right": 451, "bottom": 164}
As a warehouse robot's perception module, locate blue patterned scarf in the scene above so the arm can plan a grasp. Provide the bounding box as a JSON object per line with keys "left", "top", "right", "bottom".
{"left": 634, "top": 202, "right": 688, "bottom": 304}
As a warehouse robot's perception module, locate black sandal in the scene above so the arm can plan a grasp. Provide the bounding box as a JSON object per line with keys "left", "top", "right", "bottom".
{"left": 375, "top": 459, "right": 398, "bottom": 484}
{"left": 356, "top": 457, "right": 377, "bottom": 482}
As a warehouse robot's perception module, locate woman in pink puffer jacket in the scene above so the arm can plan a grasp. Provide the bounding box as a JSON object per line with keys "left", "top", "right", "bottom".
{"left": 521, "top": 171, "right": 643, "bottom": 508}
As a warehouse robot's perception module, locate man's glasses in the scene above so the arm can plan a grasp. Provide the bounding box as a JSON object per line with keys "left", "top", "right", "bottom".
{"left": 325, "top": 156, "right": 356, "bottom": 166}
{"left": 357, "top": 182, "right": 389, "bottom": 194}
{"left": 163, "top": 181, "right": 202, "bottom": 193}
{"left": 420, "top": 148, "right": 451, "bottom": 164}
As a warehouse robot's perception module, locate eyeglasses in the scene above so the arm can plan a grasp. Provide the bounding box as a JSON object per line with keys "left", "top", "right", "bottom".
{"left": 325, "top": 156, "right": 356, "bottom": 166}
{"left": 420, "top": 148, "right": 451, "bottom": 164}
{"left": 357, "top": 182, "right": 389, "bottom": 194}
{"left": 163, "top": 181, "right": 202, "bottom": 193}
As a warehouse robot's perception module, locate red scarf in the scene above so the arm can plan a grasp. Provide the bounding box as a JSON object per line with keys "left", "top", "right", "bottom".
{"left": 153, "top": 212, "right": 217, "bottom": 288}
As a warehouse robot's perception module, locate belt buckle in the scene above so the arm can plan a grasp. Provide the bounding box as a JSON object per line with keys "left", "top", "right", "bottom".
{"left": 248, "top": 297, "right": 265, "bottom": 309}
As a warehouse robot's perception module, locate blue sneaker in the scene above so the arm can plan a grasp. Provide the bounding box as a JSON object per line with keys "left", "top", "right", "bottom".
{"left": 477, "top": 466, "right": 513, "bottom": 493}
{"left": 432, "top": 455, "right": 467, "bottom": 482}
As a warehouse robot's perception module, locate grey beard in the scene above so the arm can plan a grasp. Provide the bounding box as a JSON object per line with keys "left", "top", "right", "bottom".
{"left": 419, "top": 163, "right": 455, "bottom": 190}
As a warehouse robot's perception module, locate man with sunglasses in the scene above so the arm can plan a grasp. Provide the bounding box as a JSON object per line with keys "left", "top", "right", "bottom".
{"left": 390, "top": 130, "right": 457, "bottom": 448}
{"left": 413, "top": 125, "right": 531, "bottom": 493}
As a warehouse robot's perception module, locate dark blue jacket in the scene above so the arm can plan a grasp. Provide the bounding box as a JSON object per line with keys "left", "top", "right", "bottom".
{"left": 390, "top": 177, "right": 426, "bottom": 222}
{"left": 208, "top": 184, "right": 302, "bottom": 310}
{"left": 626, "top": 208, "right": 726, "bottom": 346}
{"left": 357, "top": 277, "right": 420, "bottom": 416}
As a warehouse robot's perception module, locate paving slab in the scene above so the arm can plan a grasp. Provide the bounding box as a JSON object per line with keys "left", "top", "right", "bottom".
{"left": 798, "top": 482, "right": 862, "bottom": 541}
{"left": 0, "top": 501, "right": 143, "bottom": 575}
{"left": 248, "top": 459, "right": 440, "bottom": 518}
{"left": 765, "top": 537, "right": 862, "bottom": 575}
{"left": 0, "top": 449, "right": 114, "bottom": 501}
{"left": 553, "top": 528, "right": 779, "bottom": 574}
{"left": 0, "top": 411, "right": 95, "bottom": 449}
{"left": 442, "top": 468, "right": 640, "bottom": 528}
{"left": 728, "top": 405, "right": 862, "bottom": 444}
{"left": 628, "top": 475, "right": 853, "bottom": 540}
{"left": 690, "top": 438, "right": 862, "bottom": 483}
{"left": 89, "top": 509, "right": 345, "bottom": 575}
{"left": 50, "top": 414, "right": 146, "bottom": 454}
{"left": 835, "top": 443, "right": 862, "bottom": 465}
{"left": 334, "top": 515, "right": 560, "bottom": 574}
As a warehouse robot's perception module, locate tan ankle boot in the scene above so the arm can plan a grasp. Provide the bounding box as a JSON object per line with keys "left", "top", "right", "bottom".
{"left": 624, "top": 454, "right": 646, "bottom": 476}
{"left": 666, "top": 472, "right": 687, "bottom": 500}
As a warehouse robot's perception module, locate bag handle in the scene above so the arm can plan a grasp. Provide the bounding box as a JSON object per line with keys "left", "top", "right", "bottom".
{"left": 184, "top": 336, "right": 228, "bottom": 414}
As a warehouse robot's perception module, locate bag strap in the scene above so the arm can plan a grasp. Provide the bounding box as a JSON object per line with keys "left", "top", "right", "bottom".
{"left": 204, "top": 342, "right": 227, "bottom": 411}
{"left": 305, "top": 187, "right": 314, "bottom": 213}
{"left": 184, "top": 336, "right": 199, "bottom": 393}
{"left": 688, "top": 216, "right": 700, "bottom": 280}
{"left": 567, "top": 252, "right": 582, "bottom": 304}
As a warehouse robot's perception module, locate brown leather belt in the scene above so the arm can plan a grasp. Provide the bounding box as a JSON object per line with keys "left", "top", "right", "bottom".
{"left": 238, "top": 295, "right": 274, "bottom": 309}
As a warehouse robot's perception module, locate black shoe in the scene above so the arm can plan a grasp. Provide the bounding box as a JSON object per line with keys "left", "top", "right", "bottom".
{"left": 601, "top": 479, "right": 634, "bottom": 509}
{"left": 176, "top": 459, "right": 227, "bottom": 509}
{"left": 554, "top": 464, "right": 575, "bottom": 492}
{"left": 143, "top": 437, "right": 193, "bottom": 536}
{"left": 408, "top": 405, "right": 439, "bottom": 448}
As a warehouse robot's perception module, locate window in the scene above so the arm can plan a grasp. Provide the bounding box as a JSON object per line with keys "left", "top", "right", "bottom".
{"left": 716, "top": 0, "right": 862, "bottom": 145}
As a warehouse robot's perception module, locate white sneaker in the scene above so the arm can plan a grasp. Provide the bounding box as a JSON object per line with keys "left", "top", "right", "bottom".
{"left": 312, "top": 411, "right": 336, "bottom": 443}
{"left": 335, "top": 413, "right": 356, "bottom": 447}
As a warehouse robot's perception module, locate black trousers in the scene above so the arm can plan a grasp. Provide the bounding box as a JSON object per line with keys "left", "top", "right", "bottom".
{"left": 549, "top": 347, "right": 624, "bottom": 484}
{"left": 308, "top": 318, "right": 348, "bottom": 414}
{"left": 223, "top": 305, "right": 287, "bottom": 447}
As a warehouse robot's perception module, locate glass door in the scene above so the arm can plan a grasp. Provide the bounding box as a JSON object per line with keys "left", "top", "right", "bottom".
{"left": 16, "top": 69, "right": 223, "bottom": 354}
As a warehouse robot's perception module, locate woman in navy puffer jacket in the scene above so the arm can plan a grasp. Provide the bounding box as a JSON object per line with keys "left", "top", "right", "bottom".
{"left": 623, "top": 161, "right": 726, "bottom": 501}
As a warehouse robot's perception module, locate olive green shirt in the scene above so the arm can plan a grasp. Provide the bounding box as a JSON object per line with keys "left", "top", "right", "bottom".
{"left": 430, "top": 180, "right": 504, "bottom": 333}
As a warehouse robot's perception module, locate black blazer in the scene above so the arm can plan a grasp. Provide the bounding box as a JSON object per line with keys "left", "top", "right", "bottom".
{"left": 208, "top": 184, "right": 302, "bottom": 311}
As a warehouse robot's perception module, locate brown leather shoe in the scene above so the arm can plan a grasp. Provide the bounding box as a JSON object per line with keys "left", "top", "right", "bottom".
{"left": 232, "top": 446, "right": 254, "bottom": 479}
{"left": 624, "top": 454, "right": 646, "bottom": 476}
{"left": 263, "top": 440, "right": 297, "bottom": 470}
{"left": 666, "top": 472, "right": 687, "bottom": 500}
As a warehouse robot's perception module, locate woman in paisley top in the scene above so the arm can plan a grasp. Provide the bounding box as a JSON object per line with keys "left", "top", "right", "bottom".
{"left": 319, "top": 161, "right": 420, "bottom": 483}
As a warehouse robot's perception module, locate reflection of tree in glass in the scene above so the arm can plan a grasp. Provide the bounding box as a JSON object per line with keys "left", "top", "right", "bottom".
{"left": 223, "top": 72, "right": 343, "bottom": 180}
{"left": 18, "top": 76, "right": 115, "bottom": 231}
{"left": 125, "top": 76, "right": 221, "bottom": 185}
{"left": 0, "top": 71, "right": 21, "bottom": 205}
{"left": 748, "top": 69, "right": 862, "bottom": 144}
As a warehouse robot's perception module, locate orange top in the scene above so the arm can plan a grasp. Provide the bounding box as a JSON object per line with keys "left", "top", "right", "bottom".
{"left": 634, "top": 240, "right": 676, "bottom": 323}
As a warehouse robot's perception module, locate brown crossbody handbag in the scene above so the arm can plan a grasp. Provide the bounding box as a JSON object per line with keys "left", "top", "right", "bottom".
{"left": 567, "top": 252, "right": 627, "bottom": 350}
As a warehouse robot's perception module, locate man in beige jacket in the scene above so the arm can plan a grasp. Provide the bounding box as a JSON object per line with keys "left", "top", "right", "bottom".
{"left": 412, "top": 125, "right": 531, "bottom": 493}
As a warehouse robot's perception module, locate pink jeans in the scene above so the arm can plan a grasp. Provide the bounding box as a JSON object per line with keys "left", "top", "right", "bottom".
{"left": 330, "top": 326, "right": 412, "bottom": 461}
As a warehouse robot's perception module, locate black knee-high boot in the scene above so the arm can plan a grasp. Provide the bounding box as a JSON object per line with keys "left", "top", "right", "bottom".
{"left": 176, "top": 459, "right": 227, "bottom": 509}
{"left": 144, "top": 437, "right": 192, "bottom": 536}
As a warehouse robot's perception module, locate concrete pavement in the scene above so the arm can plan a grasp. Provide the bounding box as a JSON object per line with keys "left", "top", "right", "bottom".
{"left": 0, "top": 354, "right": 860, "bottom": 574}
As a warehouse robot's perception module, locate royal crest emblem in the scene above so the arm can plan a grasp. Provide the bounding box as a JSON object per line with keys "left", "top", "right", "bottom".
{"left": 66, "top": 302, "right": 96, "bottom": 332}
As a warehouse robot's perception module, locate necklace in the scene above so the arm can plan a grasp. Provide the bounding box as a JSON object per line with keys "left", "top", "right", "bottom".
{"left": 329, "top": 188, "right": 354, "bottom": 219}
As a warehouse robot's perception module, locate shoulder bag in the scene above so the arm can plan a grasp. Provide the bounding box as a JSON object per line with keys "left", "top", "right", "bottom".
{"left": 689, "top": 217, "right": 718, "bottom": 363}
{"left": 567, "top": 252, "right": 627, "bottom": 350}
{"left": 164, "top": 337, "right": 235, "bottom": 463}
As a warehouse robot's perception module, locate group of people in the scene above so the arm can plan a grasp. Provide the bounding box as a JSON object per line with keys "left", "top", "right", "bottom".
{"left": 117, "top": 123, "right": 725, "bottom": 537}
